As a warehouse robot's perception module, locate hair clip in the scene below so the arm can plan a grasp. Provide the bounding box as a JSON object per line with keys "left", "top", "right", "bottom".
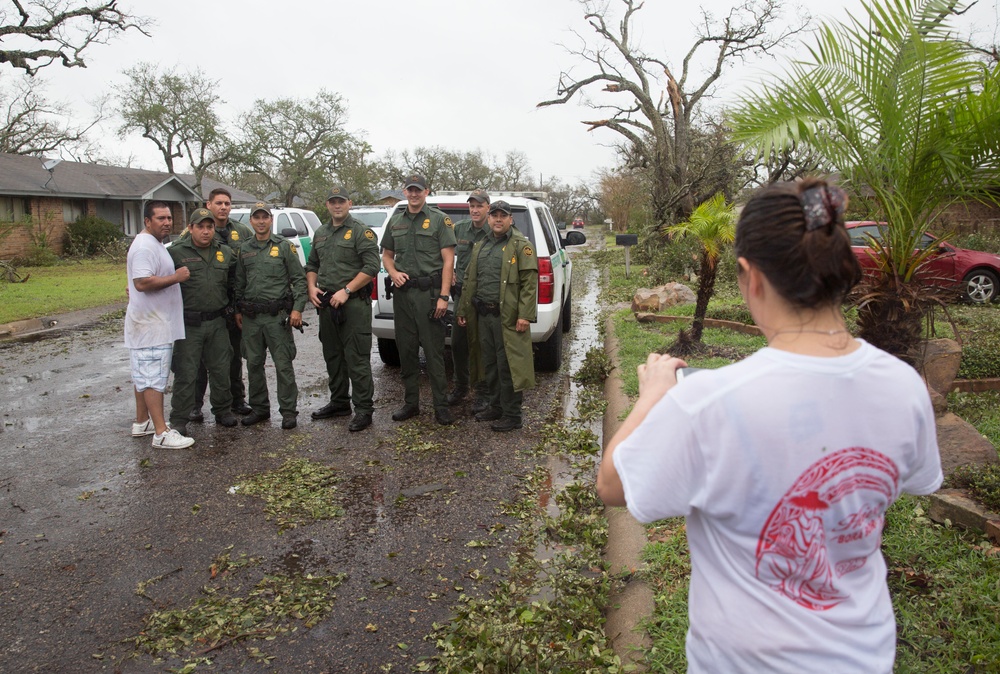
{"left": 801, "top": 185, "right": 846, "bottom": 232}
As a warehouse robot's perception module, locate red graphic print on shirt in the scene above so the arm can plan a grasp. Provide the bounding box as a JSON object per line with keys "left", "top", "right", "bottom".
{"left": 755, "top": 447, "right": 900, "bottom": 611}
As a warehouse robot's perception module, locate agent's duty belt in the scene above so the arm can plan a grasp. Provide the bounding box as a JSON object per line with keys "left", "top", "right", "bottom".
{"left": 473, "top": 298, "right": 501, "bottom": 317}
{"left": 396, "top": 272, "right": 442, "bottom": 292}
{"left": 451, "top": 281, "right": 463, "bottom": 299}
{"left": 183, "top": 306, "right": 227, "bottom": 326}
{"left": 237, "top": 296, "right": 293, "bottom": 317}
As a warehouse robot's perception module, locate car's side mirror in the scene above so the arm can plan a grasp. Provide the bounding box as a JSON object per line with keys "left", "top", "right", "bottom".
{"left": 562, "top": 230, "right": 586, "bottom": 246}
{"left": 280, "top": 228, "right": 298, "bottom": 238}
{"left": 556, "top": 221, "right": 566, "bottom": 230}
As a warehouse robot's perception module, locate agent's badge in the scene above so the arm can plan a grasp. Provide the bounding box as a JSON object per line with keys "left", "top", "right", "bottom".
{"left": 216, "top": 251, "right": 225, "bottom": 262}
{"left": 230, "top": 231, "right": 239, "bottom": 240}
{"left": 422, "top": 219, "right": 431, "bottom": 230}
{"left": 270, "top": 246, "right": 280, "bottom": 257}
{"left": 345, "top": 230, "right": 353, "bottom": 240}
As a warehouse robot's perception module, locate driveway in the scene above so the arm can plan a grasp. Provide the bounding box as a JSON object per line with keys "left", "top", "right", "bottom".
{"left": 0, "top": 249, "right": 601, "bottom": 673}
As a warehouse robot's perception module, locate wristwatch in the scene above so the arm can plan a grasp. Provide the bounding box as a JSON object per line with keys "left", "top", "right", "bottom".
{"left": 344, "top": 286, "right": 352, "bottom": 296}
{"left": 438, "top": 294, "right": 449, "bottom": 301}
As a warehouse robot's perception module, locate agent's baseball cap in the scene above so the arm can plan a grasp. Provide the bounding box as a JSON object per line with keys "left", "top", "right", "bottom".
{"left": 189, "top": 207, "right": 214, "bottom": 225}
{"left": 326, "top": 184, "right": 351, "bottom": 201}
{"left": 488, "top": 200, "right": 512, "bottom": 215}
{"left": 250, "top": 202, "right": 272, "bottom": 216}
{"left": 468, "top": 189, "right": 490, "bottom": 204}
{"left": 403, "top": 173, "right": 428, "bottom": 190}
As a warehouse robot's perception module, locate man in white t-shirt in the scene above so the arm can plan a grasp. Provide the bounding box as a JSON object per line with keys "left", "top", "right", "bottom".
{"left": 125, "top": 201, "right": 194, "bottom": 450}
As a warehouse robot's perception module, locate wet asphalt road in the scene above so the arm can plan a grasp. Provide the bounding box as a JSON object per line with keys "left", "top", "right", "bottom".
{"left": 0, "top": 244, "right": 602, "bottom": 673}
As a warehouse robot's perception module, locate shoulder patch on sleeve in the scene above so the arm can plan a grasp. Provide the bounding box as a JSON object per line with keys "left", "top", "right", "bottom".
{"left": 444, "top": 216, "right": 454, "bottom": 228}
{"left": 364, "top": 229, "right": 375, "bottom": 240}
{"left": 523, "top": 245, "right": 533, "bottom": 257}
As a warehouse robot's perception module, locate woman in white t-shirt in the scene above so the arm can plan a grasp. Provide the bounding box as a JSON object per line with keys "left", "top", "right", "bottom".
{"left": 598, "top": 178, "right": 943, "bottom": 673}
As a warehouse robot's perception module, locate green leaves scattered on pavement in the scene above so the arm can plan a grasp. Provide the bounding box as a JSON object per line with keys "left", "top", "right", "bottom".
{"left": 134, "top": 562, "right": 346, "bottom": 667}
{"left": 417, "top": 350, "right": 621, "bottom": 672}
{"left": 235, "top": 457, "right": 343, "bottom": 533}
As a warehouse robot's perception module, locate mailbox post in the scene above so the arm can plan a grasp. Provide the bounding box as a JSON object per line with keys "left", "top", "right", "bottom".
{"left": 616, "top": 233, "right": 639, "bottom": 279}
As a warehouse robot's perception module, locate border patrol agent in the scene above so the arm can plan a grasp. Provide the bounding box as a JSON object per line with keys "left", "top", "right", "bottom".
{"left": 168, "top": 208, "right": 238, "bottom": 434}
{"left": 235, "top": 202, "right": 307, "bottom": 430}
{"left": 456, "top": 200, "right": 538, "bottom": 432}
{"left": 448, "top": 188, "right": 491, "bottom": 412}
{"left": 306, "top": 185, "right": 380, "bottom": 432}
{"left": 183, "top": 188, "right": 255, "bottom": 421}
{"left": 380, "top": 173, "right": 457, "bottom": 425}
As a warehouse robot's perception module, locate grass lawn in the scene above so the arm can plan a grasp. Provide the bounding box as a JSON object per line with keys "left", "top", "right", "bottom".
{"left": 597, "top": 244, "right": 1000, "bottom": 672}
{"left": 0, "top": 259, "right": 126, "bottom": 324}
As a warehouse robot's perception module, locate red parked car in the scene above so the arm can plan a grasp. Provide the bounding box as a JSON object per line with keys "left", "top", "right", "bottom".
{"left": 571, "top": 217, "right": 585, "bottom": 229}
{"left": 847, "top": 221, "right": 1000, "bottom": 304}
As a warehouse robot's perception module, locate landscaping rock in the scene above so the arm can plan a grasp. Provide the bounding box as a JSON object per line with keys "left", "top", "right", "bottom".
{"left": 928, "top": 488, "right": 1000, "bottom": 534}
{"left": 914, "top": 338, "right": 962, "bottom": 402}
{"left": 935, "top": 412, "right": 1000, "bottom": 476}
{"left": 631, "top": 283, "right": 696, "bottom": 312}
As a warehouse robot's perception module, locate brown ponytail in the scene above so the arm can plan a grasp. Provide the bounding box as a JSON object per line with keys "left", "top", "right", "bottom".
{"left": 734, "top": 178, "right": 861, "bottom": 309}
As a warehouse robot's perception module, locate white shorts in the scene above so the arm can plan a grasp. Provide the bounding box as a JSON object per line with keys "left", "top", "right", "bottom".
{"left": 130, "top": 345, "right": 173, "bottom": 392}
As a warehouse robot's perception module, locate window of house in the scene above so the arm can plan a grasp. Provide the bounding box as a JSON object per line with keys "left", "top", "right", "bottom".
{"left": 63, "top": 199, "right": 87, "bottom": 223}
{"left": 0, "top": 197, "right": 30, "bottom": 222}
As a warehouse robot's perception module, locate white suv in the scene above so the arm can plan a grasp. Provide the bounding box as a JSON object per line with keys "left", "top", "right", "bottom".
{"left": 230, "top": 207, "right": 321, "bottom": 266}
{"left": 371, "top": 193, "right": 586, "bottom": 371}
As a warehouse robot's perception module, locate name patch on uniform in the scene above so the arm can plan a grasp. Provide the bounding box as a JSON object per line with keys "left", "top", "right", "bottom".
{"left": 231, "top": 231, "right": 240, "bottom": 241}
{"left": 422, "top": 219, "right": 430, "bottom": 230}
{"left": 364, "top": 229, "right": 375, "bottom": 240}
{"left": 344, "top": 230, "right": 353, "bottom": 240}
{"left": 216, "top": 251, "right": 225, "bottom": 262}
{"left": 270, "top": 246, "right": 280, "bottom": 257}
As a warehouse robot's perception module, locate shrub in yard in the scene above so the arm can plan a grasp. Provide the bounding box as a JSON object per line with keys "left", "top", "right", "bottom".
{"left": 707, "top": 302, "right": 753, "bottom": 325}
{"left": 64, "top": 216, "right": 123, "bottom": 257}
{"left": 13, "top": 245, "right": 58, "bottom": 267}
{"left": 957, "top": 329, "right": 1000, "bottom": 379}
{"left": 945, "top": 463, "right": 1000, "bottom": 512}
{"left": 952, "top": 230, "right": 1000, "bottom": 255}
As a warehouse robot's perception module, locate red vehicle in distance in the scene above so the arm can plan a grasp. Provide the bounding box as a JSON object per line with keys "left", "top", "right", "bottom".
{"left": 846, "top": 221, "right": 1000, "bottom": 304}
{"left": 571, "top": 217, "right": 585, "bottom": 229}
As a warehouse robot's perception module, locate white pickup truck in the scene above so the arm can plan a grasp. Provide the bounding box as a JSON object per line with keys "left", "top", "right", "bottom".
{"left": 371, "top": 193, "right": 586, "bottom": 372}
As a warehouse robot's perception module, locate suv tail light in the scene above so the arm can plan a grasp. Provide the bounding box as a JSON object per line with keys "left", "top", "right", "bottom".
{"left": 538, "top": 257, "right": 554, "bottom": 304}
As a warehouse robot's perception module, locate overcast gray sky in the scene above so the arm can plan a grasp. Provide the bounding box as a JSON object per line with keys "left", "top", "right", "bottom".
{"left": 22, "top": 0, "right": 1000, "bottom": 188}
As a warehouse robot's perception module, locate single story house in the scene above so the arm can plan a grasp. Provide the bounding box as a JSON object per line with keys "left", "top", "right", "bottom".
{"left": 0, "top": 153, "right": 257, "bottom": 258}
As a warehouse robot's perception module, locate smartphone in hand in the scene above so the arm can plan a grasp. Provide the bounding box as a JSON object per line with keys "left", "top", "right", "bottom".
{"left": 676, "top": 367, "right": 703, "bottom": 382}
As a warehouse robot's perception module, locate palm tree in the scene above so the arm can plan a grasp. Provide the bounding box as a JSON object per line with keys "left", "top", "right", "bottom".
{"left": 666, "top": 192, "right": 736, "bottom": 344}
{"left": 730, "top": 0, "right": 1000, "bottom": 356}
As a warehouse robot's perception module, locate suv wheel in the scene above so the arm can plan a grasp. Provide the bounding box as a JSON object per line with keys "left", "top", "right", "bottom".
{"left": 963, "top": 269, "right": 998, "bottom": 304}
{"left": 377, "top": 338, "right": 401, "bottom": 366}
{"left": 534, "top": 311, "right": 563, "bottom": 372}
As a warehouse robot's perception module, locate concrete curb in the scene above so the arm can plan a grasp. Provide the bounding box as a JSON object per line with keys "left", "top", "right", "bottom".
{"left": 0, "top": 302, "right": 126, "bottom": 341}
{"left": 602, "top": 315, "right": 655, "bottom": 671}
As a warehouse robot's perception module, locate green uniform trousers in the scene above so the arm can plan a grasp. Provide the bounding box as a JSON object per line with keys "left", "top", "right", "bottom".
{"left": 450, "top": 319, "right": 487, "bottom": 398}
{"left": 241, "top": 312, "right": 298, "bottom": 417}
{"left": 394, "top": 287, "right": 448, "bottom": 411}
{"left": 170, "top": 317, "right": 234, "bottom": 427}
{"left": 478, "top": 312, "right": 522, "bottom": 422}
{"left": 317, "top": 297, "right": 374, "bottom": 415}
{"left": 194, "top": 323, "right": 245, "bottom": 409}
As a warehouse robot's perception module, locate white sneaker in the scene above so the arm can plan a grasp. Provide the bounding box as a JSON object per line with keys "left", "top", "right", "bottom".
{"left": 152, "top": 428, "right": 195, "bottom": 450}
{"left": 131, "top": 419, "right": 155, "bottom": 437}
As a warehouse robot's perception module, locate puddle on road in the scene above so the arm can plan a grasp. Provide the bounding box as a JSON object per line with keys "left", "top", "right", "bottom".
{"left": 277, "top": 537, "right": 328, "bottom": 575}
{"left": 528, "top": 256, "right": 605, "bottom": 603}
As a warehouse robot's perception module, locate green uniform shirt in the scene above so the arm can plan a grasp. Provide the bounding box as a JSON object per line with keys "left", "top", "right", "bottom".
{"left": 305, "top": 215, "right": 380, "bottom": 291}
{"left": 453, "top": 218, "right": 489, "bottom": 285}
{"left": 235, "top": 234, "right": 308, "bottom": 312}
{"left": 168, "top": 237, "right": 234, "bottom": 312}
{"left": 475, "top": 229, "right": 514, "bottom": 303}
{"left": 381, "top": 205, "right": 457, "bottom": 277}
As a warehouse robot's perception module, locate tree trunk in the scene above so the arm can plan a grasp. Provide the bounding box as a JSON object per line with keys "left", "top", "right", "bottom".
{"left": 856, "top": 297, "right": 924, "bottom": 364}
{"left": 690, "top": 253, "right": 717, "bottom": 343}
